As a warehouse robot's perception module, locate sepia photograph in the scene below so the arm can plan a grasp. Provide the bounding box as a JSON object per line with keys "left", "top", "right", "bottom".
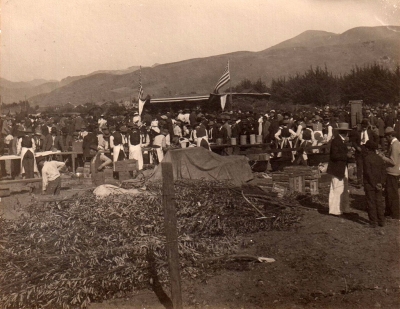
{"left": 0, "top": 0, "right": 399, "bottom": 308}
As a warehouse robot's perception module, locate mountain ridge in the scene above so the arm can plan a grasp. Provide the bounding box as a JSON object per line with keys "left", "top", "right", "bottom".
{"left": 2, "top": 25, "right": 399, "bottom": 106}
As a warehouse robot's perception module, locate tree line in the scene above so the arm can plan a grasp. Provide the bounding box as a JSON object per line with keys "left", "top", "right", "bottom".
{"left": 231, "top": 64, "right": 400, "bottom": 107}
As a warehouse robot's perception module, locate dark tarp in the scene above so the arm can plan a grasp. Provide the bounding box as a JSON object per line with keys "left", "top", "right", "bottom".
{"left": 150, "top": 147, "right": 253, "bottom": 187}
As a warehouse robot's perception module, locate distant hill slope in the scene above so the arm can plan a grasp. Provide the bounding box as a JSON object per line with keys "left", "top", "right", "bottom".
{"left": 0, "top": 67, "right": 141, "bottom": 104}
{"left": 22, "top": 26, "right": 400, "bottom": 106}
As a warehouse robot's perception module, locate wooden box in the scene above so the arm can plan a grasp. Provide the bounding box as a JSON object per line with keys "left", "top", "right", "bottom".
{"left": 309, "top": 179, "right": 319, "bottom": 195}
{"left": 272, "top": 183, "right": 287, "bottom": 198}
{"left": 92, "top": 172, "right": 105, "bottom": 186}
{"left": 114, "top": 159, "right": 138, "bottom": 172}
{"left": 83, "top": 162, "right": 91, "bottom": 178}
{"left": 289, "top": 175, "right": 305, "bottom": 193}
{"left": 104, "top": 168, "right": 114, "bottom": 179}
{"left": 0, "top": 186, "right": 10, "bottom": 197}
{"left": 118, "top": 171, "right": 131, "bottom": 181}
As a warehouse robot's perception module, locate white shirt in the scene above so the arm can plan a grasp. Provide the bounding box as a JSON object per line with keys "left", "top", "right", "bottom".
{"left": 42, "top": 161, "right": 65, "bottom": 190}
{"left": 360, "top": 130, "right": 369, "bottom": 145}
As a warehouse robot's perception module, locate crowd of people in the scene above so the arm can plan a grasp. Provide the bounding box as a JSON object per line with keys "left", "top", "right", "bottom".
{"left": 0, "top": 103, "right": 400, "bottom": 225}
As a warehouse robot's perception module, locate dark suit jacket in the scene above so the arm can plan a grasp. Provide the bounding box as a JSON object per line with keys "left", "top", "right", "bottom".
{"left": 42, "top": 134, "right": 54, "bottom": 151}
{"left": 327, "top": 136, "right": 349, "bottom": 179}
{"left": 82, "top": 132, "right": 98, "bottom": 158}
{"left": 351, "top": 128, "right": 379, "bottom": 148}
{"left": 363, "top": 151, "right": 386, "bottom": 190}
{"left": 53, "top": 135, "right": 65, "bottom": 151}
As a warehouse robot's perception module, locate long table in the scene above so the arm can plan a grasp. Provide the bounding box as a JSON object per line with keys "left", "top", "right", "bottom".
{"left": 0, "top": 151, "right": 79, "bottom": 174}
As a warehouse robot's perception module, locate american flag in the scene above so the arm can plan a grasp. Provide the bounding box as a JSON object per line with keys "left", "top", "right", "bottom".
{"left": 138, "top": 66, "right": 143, "bottom": 101}
{"left": 213, "top": 61, "right": 230, "bottom": 93}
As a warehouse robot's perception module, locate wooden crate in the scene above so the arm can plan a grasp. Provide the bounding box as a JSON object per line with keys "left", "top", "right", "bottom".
{"left": 272, "top": 183, "right": 287, "bottom": 198}
{"left": 0, "top": 186, "right": 10, "bottom": 197}
{"left": 83, "top": 162, "right": 91, "bottom": 178}
{"left": 118, "top": 171, "right": 131, "bottom": 181}
{"left": 289, "top": 175, "right": 305, "bottom": 193}
{"left": 310, "top": 179, "right": 319, "bottom": 195}
{"left": 92, "top": 172, "right": 105, "bottom": 186}
{"left": 104, "top": 169, "right": 113, "bottom": 179}
{"left": 114, "top": 159, "right": 138, "bottom": 172}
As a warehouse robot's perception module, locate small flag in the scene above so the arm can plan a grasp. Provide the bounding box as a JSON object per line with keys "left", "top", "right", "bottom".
{"left": 213, "top": 61, "right": 230, "bottom": 94}
{"left": 138, "top": 66, "right": 144, "bottom": 101}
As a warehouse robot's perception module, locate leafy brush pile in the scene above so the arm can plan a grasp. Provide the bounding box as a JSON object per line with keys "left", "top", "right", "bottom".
{"left": 0, "top": 180, "right": 302, "bottom": 309}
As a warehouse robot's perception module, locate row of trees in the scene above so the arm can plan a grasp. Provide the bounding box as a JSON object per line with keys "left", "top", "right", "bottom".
{"left": 268, "top": 64, "right": 400, "bottom": 106}
{"left": 228, "top": 64, "right": 400, "bottom": 107}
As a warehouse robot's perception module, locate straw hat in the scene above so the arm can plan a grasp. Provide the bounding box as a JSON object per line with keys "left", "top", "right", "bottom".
{"left": 334, "top": 123, "right": 352, "bottom": 131}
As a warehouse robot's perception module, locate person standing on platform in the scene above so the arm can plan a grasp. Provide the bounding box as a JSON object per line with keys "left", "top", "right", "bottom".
{"left": 327, "top": 123, "right": 353, "bottom": 216}
{"left": 378, "top": 127, "right": 400, "bottom": 220}
{"left": 363, "top": 140, "right": 386, "bottom": 227}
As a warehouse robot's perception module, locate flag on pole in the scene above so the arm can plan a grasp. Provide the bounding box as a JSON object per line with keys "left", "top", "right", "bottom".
{"left": 213, "top": 61, "right": 230, "bottom": 94}
{"left": 138, "top": 66, "right": 144, "bottom": 101}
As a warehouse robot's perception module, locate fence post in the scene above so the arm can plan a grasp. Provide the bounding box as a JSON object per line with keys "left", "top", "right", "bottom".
{"left": 162, "top": 162, "right": 183, "bottom": 309}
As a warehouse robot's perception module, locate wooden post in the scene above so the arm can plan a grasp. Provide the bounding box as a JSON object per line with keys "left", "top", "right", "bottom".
{"left": 161, "top": 162, "right": 183, "bottom": 309}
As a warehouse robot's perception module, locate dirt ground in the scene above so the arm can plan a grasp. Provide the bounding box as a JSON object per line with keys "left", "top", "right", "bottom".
{"left": 1, "top": 177, "right": 399, "bottom": 309}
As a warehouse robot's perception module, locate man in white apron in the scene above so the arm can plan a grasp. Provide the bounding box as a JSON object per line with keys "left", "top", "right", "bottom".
{"left": 195, "top": 121, "right": 211, "bottom": 150}
{"left": 128, "top": 122, "right": 143, "bottom": 171}
{"left": 326, "top": 123, "right": 352, "bottom": 216}
{"left": 110, "top": 125, "right": 128, "bottom": 177}
{"left": 17, "top": 129, "right": 38, "bottom": 179}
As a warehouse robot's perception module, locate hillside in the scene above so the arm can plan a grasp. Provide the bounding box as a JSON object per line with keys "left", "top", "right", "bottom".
{"left": 0, "top": 67, "right": 141, "bottom": 104}
{"left": 21, "top": 26, "right": 400, "bottom": 106}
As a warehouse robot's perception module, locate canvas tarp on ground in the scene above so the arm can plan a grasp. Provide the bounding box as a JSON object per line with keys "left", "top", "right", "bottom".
{"left": 149, "top": 147, "right": 253, "bottom": 186}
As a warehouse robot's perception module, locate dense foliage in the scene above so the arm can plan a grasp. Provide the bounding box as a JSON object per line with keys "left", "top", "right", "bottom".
{"left": 0, "top": 180, "right": 301, "bottom": 309}
{"left": 268, "top": 64, "right": 400, "bottom": 107}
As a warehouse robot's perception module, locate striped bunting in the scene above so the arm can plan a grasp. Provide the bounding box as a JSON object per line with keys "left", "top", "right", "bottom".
{"left": 150, "top": 95, "right": 210, "bottom": 104}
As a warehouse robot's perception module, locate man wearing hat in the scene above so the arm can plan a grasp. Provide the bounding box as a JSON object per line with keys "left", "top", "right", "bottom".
{"left": 152, "top": 128, "right": 169, "bottom": 163}
{"left": 378, "top": 127, "right": 400, "bottom": 220}
{"left": 98, "top": 115, "right": 107, "bottom": 129}
{"left": 351, "top": 118, "right": 379, "bottom": 186}
{"left": 327, "top": 122, "right": 353, "bottom": 216}
{"left": 33, "top": 127, "right": 45, "bottom": 152}
{"left": 363, "top": 140, "right": 386, "bottom": 227}
{"left": 89, "top": 144, "right": 112, "bottom": 186}
{"left": 42, "top": 127, "right": 56, "bottom": 151}
{"left": 98, "top": 128, "right": 111, "bottom": 152}
{"left": 82, "top": 124, "right": 98, "bottom": 162}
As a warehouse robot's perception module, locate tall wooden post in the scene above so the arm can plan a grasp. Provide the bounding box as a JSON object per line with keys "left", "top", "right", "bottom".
{"left": 162, "top": 162, "right": 183, "bottom": 309}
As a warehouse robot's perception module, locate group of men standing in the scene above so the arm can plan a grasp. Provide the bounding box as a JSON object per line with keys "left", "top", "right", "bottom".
{"left": 327, "top": 118, "right": 400, "bottom": 227}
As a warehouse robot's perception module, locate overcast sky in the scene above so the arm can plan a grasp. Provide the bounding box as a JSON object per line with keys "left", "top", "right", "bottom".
{"left": 1, "top": 0, "right": 399, "bottom": 82}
